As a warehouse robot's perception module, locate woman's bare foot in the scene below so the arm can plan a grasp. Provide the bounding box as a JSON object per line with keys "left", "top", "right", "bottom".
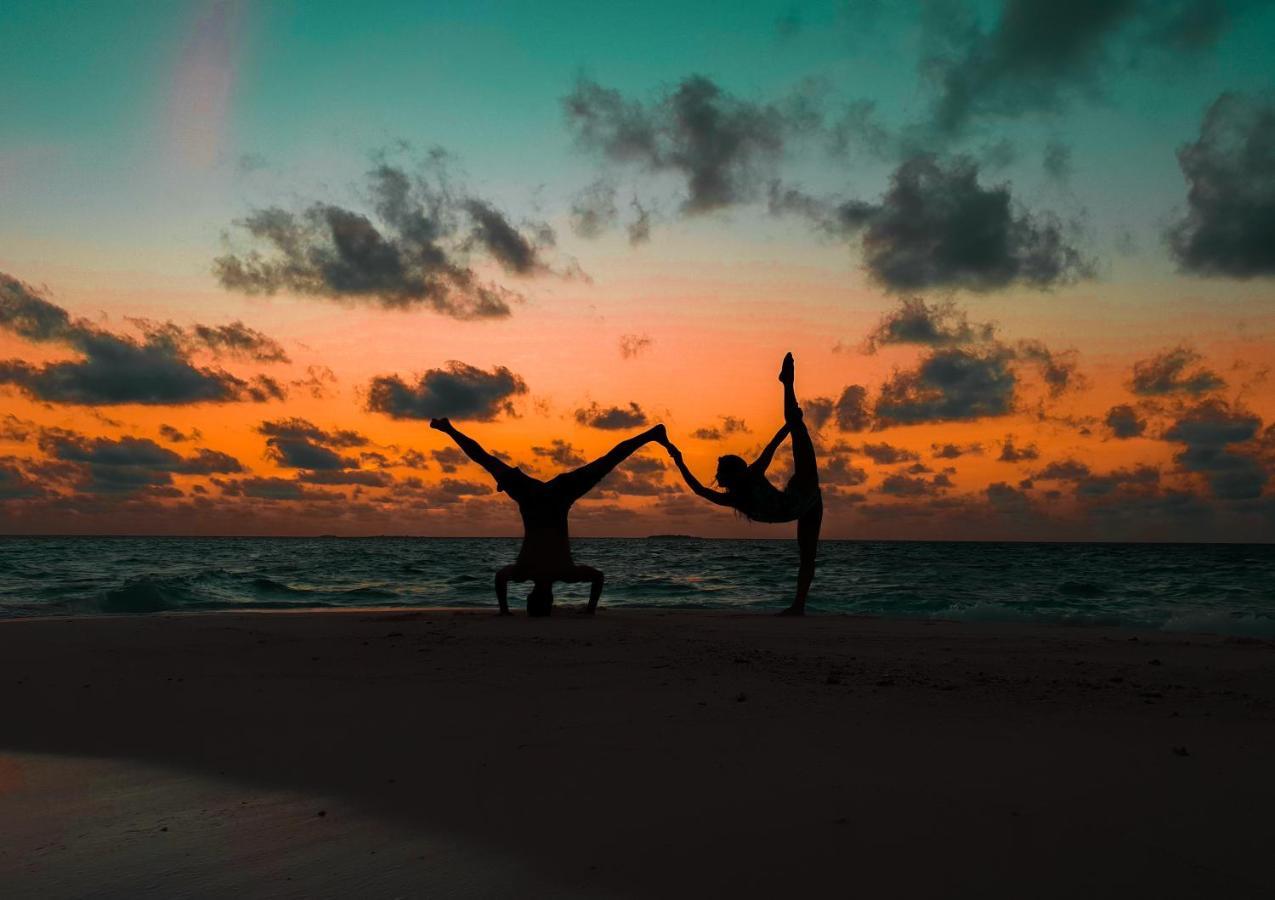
{"left": 776, "top": 605, "right": 805, "bottom": 616}
{"left": 779, "top": 352, "right": 794, "bottom": 385}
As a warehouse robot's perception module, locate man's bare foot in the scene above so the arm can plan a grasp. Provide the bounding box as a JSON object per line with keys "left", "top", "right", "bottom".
{"left": 776, "top": 605, "right": 805, "bottom": 616}
{"left": 649, "top": 423, "right": 668, "bottom": 445}
{"left": 779, "top": 352, "right": 795, "bottom": 385}
{"left": 430, "top": 417, "right": 452, "bottom": 432}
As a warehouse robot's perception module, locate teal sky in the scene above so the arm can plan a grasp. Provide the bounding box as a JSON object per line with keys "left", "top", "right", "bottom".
{"left": 4, "top": 0, "right": 1274, "bottom": 284}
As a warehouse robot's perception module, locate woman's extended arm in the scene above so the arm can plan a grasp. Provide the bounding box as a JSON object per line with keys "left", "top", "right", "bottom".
{"left": 751, "top": 423, "right": 792, "bottom": 475}
{"left": 666, "top": 444, "right": 732, "bottom": 507}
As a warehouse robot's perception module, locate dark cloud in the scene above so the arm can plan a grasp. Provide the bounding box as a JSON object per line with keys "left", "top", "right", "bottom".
{"left": 691, "top": 416, "right": 751, "bottom": 440}
{"left": 0, "top": 273, "right": 286, "bottom": 407}
{"left": 619, "top": 333, "right": 653, "bottom": 359}
{"left": 1035, "top": 459, "right": 1092, "bottom": 481}
{"left": 985, "top": 481, "right": 1031, "bottom": 513}
{"left": 431, "top": 446, "right": 470, "bottom": 473}
{"left": 35, "top": 431, "right": 242, "bottom": 494}
{"left": 574, "top": 402, "right": 649, "bottom": 430}
{"left": 1105, "top": 404, "right": 1147, "bottom": 438}
{"left": 931, "top": 442, "right": 983, "bottom": 458}
{"left": 0, "top": 461, "right": 46, "bottom": 500}
{"left": 564, "top": 75, "right": 802, "bottom": 214}
{"left": 214, "top": 159, "right": 551, "bottom": 317}
{"left": 925, "top": 0, "right": 1254, "bottom": 136}
{"left": 367, "top": 362, "right": 528, "bottom": 421}
{"left": 462, "top": 199, "right": 545, "bottom": 275}
{"left": 997, "top": 435, "right": 1040, "bottom": 462}
{"left": 297, "top": 469, "right": 392, "bottom": 487}
{"left": 1130, "top": 346, "right": 1225, "bottom": 397}
{"left": 158, "top": 424, "right": 202, "bottom": 443}
{"left": 1168, "top": 92, "right": 1275, "bottom": 278}
{"left": 1163, "top": 399, "right": 1267, "bottom": 500}
{"left": 216, "top": 477, "right": 344, "bottom": 502}
{"left": 1074, "top": 465, "right": 1160, "bottom": 498}
{"left": 2, "top": 414, "right": 34, "bottom": 442}
{"left": 879, "top": 472, "right": 950, "bottom": 497}
{"left": 827, "top": 155, "right": 1090, "bottom": 292}
{"left": 531, "top": 440, "right": 586, "bottom": 469}
{"left": 859, "top": 442, "right": 921, "bottom": 464}
{"left": 833, "top": 385, "right": 872, "bottom": 432}
{"left": 258, "top": 418, "right": 371, "bottom": 473}
{"left": 821, "top": 454, "right": 870, "bottom": 486}
{"left": 865, "top": 297, "right": 994, "bottom": 352}
{"left": 189, "top": 321, "right": 289, "bottom": 363}
{"left": 875, "top": 346, "right": 1017, "bottom": 426}
{"left": 1015, "top": 340, "right": 1081, "bottom": 397}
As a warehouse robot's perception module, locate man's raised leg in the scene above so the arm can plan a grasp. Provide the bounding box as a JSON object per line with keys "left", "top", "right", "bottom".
{"left": 554, "top": 425, "right": 666, "bottom": 502}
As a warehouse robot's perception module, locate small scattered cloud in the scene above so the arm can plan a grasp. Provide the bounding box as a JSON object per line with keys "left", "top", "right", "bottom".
{"left": 574, "top": 402, "right": 649, "bottom": 430}
{"left": 1130, "top": 346, "right": 1225, "bottom": 397}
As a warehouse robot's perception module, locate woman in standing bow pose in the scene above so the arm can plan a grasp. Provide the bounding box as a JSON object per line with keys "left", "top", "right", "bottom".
{"left": 660, "top": 353, "right": 822, "bottom": 615}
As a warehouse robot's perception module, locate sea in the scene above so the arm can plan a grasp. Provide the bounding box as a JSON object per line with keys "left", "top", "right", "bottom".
{"left": 0, "top": 536, "right": 1272, "bottom": 636}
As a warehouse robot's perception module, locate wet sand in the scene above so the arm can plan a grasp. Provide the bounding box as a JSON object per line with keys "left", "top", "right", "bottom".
{"left": 0, "top": 609, "right": 1272, "bottom": 898}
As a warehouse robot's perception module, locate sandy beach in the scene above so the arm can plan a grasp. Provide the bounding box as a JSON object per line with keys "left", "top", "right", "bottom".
{"left": 0, "top": 609, "right": 1272, "bottom": 898}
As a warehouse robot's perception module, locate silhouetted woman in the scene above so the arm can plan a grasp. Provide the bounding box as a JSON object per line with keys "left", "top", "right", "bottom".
{"left": 662, "top": 353, "right": 821, "bottom": 615}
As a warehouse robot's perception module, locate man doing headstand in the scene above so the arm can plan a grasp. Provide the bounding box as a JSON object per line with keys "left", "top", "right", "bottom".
{"left": 430, "top": 417, "right": 666, "bottom": 616}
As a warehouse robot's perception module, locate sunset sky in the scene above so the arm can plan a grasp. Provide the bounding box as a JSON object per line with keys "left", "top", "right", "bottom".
{"left": 2, "top": 0, "right": 1274, "bottom": 540}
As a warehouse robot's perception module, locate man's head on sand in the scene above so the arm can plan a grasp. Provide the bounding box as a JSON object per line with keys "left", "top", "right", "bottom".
{"left": 526, "top": 581, "right": 554, "bottom": 617}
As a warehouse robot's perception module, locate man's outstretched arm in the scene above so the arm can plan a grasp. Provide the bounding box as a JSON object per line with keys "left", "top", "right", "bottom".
{"left": 430, "top": 418, "right": 512, "bottom": 484}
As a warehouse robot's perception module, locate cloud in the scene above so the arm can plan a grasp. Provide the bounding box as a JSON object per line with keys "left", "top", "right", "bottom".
{"left": 864, "top": 297, "right": 994, "bottom": 351}
{"left": 189, "top": 321, "right": 289, "bottom": 363}
{"left": 0, "top": 460, "right": 46, "bottom": 500}
{"left": 297, "top": 469, "right": 392, "bottom": 487}
{"left": 1163, "top": 398, "right": 1267, "bottom": 500}
{"left": 214, "top": 158, "right": 552, "bottom": 317}
{"left": 0, "top": 273, "right": 287, "bottom": 406}
{"left": 1168, "top": 92, "right": 1275, "bottom": 278}
{"left": 564, "top": 75, "right": 804, "bottom": 214}
{"left": 924, "top": 0, "right": 1253, "bottom": 136}
{"left": 997, "top": 435, "right": 1039, "bottom": 462}
{"left": 859, "top": 442, "right": 920, "bottom": 464}
{"left": 879, "top": 472, "right": 950, "bottom": 497}
{"left": 826, "top": 155, "right": 1091, "bottom": 292}
{"left": 1105, "top": 404, "right": 1147, "bottom": 438}
{"left": 291, "top": 365, "right": 339, "bottom": 399}
{"left": 931, "top": 442, "right": 983, "bottom": 458}
{"left": 1034, "top": 459, "right": 1092, "bottom": 481}
{"left": 216, "top": 476, "right": 344, "bottom": 502}
{"left": 574, "top": 402, "right": 649, "bottom": 430}
{"left": 367, "top": 361, "right": 528, "bottom": 420}
{"left": 531, "top": 439, "right": 586, "bottom": 469}
{"left": 1043, "top": 140, "right": 1073, "bottom": 183}
{"left": 258, "top": 417, "right": 373, "bottom": 474}
{"left": 570, "top": 179, "right": 619, "bottom": 238}
{"left": 875, "top": 345, "right": 1017, "bottom": 426}
{"left": 627, "top": 199, "right": 652, "bottom": 244}
{"left": 158, "top": 424, "right": 202, "bottom": 443}
{"left": 36, "top": 430, "right": 242, "bottom": 494}
{"left": 597, "top": 455, "right": 677, "bottom": 497}
{"left": 1015, "top": 339, "right": 1081, "bottom": 397}
{"left": 619, "top": 333, "right": 653, "bottom": 358}
{"left": 431, "top": 446, "right": 470, "bottom": 473}
{"left": 985, "top": 481, "right": 1031, "bottom": 513}
{"left": 821, "top": 454, "right": 869, "bottom": 486}
{"left": 1130, "top": 346, "right": 1225, "bottom": 397}
{"left": 462, "top": 199, "right": 546, "bottom": 275}
{"left": 691, "top": 416, "right": 751, "bottom": 440}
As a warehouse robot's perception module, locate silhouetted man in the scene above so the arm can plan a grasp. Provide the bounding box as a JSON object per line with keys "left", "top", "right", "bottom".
{"left": 430, "top": 417, "right": 666, "bottom": 616}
